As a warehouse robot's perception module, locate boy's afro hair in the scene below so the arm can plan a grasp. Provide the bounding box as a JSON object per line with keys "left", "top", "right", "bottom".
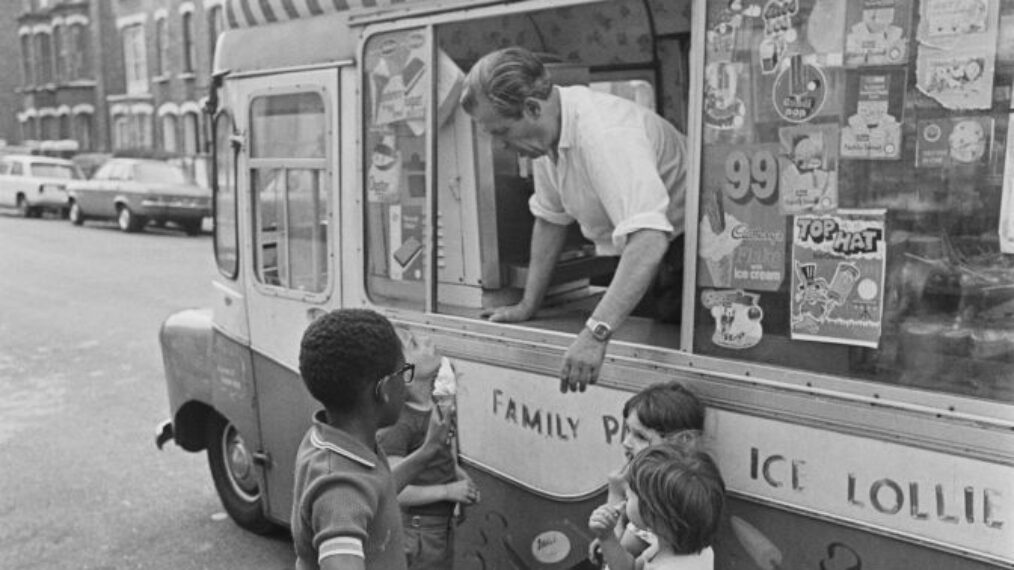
{"left": 298, "top": 309, "right": 402, "bottom": 412}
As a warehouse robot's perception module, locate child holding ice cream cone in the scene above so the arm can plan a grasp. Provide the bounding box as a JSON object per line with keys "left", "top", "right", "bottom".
{"left": 589, "top": 441, "right": 725, "bottom": 570}
{"left": 589, "top": 381, "right": 706, "bottom": 568}
{"left": 378, "top": 329, "right": 479, "bottom": 570}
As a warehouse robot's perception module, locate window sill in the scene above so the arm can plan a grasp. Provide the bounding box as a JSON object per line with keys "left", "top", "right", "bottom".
{"left": 178, "top": 72, "right": 196, "bottom": 80}
{"left": 153, "top": 74, "right": 171, "bottom": 84}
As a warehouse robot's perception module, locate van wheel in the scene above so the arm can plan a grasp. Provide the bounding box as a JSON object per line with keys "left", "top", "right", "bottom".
{"left": 206, "top": 415, "right": 277, "bottom": 534}
{"left": 117, "top": 205, "right": 145, "bottom": 233}
{"left": 69, "top": 202, "right": 85, "bottom": 225}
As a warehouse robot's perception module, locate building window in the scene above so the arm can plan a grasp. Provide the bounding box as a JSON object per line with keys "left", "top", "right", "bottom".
{"left": 20, "top": 34, "right": 33, "bottom": 85}
{"left": 155, "top": 17, "right": 168, "bottom": 77}
{"left": 181, "top": 11, "right": 195, "bottom": 73}
{"left": 207, "top": 5, "right": 223, "bottom": 68}
{"left": 59, "top": 113, "right": 70, "bottom": 139}
{"left": 52, "top": 25, "right": 63, "bottom": 82}
{"left": 122, "top": 24, "right": 148, "bottom": 94}
{"left": 35, "top": 32, "right": 53, "bottom": 84}
{"left": 182, "top": 111, "right": 200, "bottom": 155}
{"left": 162, "top": 114, "right": 178, "bottom": 152}
{"left": 69, "top": 24, "right": 90, "bottom": 79}
{"left": 113, "top": 115, "right": 129, "bottom": 149}
{"left": 74, "top": 113, "right": 92, "bottom": 150}
{"left": 41, "top": 115, "right": 58, "bottom": 140}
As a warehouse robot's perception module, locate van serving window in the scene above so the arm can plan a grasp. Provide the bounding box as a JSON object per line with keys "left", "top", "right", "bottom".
{"left": 213, "top": 110, "right": 238, "bottom": 279}
{"left": 250, "top": 92, "right": 330, "bottom": 293}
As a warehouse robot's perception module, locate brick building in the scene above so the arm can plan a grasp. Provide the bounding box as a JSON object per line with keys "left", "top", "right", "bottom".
{"left": 14, "top": 0, "right": 117, "bottom": 153}
{"left": 13, "top": 0, "right": 222, "bottom": 174}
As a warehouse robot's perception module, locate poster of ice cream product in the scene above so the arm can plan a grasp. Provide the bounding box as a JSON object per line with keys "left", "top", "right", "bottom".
{"left": 772, "top": 54, "right": 831, "bottom": 123}
{"left": 706, "top": 2, "right": 745, "bottom": 62}
{"left": 388, "top": 203, "right": 425, "bottom": 281}
{"left": 778, "top": 123, "right": 839, "bottom": 214}
{"left": 701, "top": 289, "right": 765, "bottom": 350}
{"left": 915, "top": 0, "right": 998, "bottom": 110}
{"left": 367, "top": 132, "right": 402, "bottom": 204}
{"left": 704, "top": 61, "right": 751, "bottom": 143}
{"left": 915, "top": 116, "right": 994, "bottom": 168}
{"left": 844, "top": 0, "right": 912, "bottom": 66}
{"left": 840, "top": 70, "right": 905, "bottom": 159}
{"left": 759, "top": 0, "right": 801, "bottom": 74}
{"left": 1001, "top": 113, "right": 1014, "bottom": 254}
{"left": 699, "top": 144, "right": 786, "bottom": 292}
{"left": 366, "top": 30, "right": 428, "bottom": 127}
{"left": 918, "top": 0, "right": 992, "bottom": 40}
{"left": 790, "top": 210, "right": 887, "bottom": 347}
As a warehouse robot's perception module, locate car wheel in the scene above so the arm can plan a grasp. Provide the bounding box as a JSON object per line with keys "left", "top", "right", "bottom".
{"left": 180, "top": 220, "right": 202, "bottom": 236}
{"left": 16, "top": 196, "right": 34, "bottom": 218}
{"left": 206, "top": 415, "right": 277, "bottom": 534}
{"left": 117, "top": 205, "right": 145, "bottom": 233}
{"left": 69, "top": 201, "right": 85, "bottom": 225}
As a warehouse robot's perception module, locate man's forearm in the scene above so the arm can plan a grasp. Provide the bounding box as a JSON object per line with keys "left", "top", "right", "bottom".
{"left": 521, "top": 218, "right": 570, "bottom": 309}
{"left": 591, "top": 229, "right": 670, "bottom": 328}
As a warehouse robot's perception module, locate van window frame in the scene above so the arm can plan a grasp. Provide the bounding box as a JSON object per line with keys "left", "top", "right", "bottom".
{"left": 212, "top": 108, "right": 240, "bottom": 280}
{"left": 246, "top": 84, "right": 334, "bottom": 301}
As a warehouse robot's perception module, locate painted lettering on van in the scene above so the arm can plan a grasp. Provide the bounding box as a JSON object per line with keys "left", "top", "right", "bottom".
{"left": 847, "top": 474, "right": 1005, "bottom": 529}
{"left": 492, "top": 389, "right": 579, "bottom": 441}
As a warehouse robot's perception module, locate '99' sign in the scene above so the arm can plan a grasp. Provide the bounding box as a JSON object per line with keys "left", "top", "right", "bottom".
{"left": 719, "top": 144, "right": 780, "bottom": 204}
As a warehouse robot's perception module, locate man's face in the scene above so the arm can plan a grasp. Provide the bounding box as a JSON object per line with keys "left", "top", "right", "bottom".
{"left": 470, "top": 94, "right": 549, "bottom": 159}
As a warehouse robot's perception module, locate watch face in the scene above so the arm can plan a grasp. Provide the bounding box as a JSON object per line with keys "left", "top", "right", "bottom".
{"left": 593, "top": 323, "right": 611, "bottom": 340}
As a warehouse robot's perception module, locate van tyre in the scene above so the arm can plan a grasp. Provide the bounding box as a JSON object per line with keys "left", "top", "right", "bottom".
{"left": 69, "top": 201, "right": 85, "bottom": 225}
{"left": 117, "top": 205, "right": 145, "bottom": 233}
{"left": 206, "top": 415, "right": 277, "bottom": 534}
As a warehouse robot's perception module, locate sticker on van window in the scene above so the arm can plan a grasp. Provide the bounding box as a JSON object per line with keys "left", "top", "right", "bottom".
{"left": 701, "top": 289, "right": 764, "bottom": 350}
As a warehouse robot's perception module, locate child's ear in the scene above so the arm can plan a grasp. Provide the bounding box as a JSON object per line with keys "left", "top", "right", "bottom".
{"left": 374, "top": 380, "right": 389, "bottom": 404}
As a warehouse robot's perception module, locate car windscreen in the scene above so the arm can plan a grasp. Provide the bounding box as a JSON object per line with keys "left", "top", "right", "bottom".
{"left": 133, "top": 161, "right": 189, "bottom": 184}
{"left": 30, "top": 163, "right": 79, "bottom": 179}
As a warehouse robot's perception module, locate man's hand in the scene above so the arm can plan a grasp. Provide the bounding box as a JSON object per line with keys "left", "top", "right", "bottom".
{"left": 481, "top": 301, "right": 536, "bottom": 323}
{"left": 560, "top": 330, "right": 607, "bottom": 393}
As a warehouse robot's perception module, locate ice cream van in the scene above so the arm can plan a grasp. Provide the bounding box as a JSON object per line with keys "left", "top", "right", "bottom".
{"left": 158, "top": 0, "right": 1014, "bottom": 567}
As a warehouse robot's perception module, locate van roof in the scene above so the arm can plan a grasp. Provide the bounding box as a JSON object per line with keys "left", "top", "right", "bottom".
{"left": 215, "top": 0, "right": 477, "bottom": 75}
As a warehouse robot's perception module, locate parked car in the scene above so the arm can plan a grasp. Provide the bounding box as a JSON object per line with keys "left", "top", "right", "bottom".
{"left": 0, "top": 154, "right": 83, "bottom": 217}
{"left": 67, "top": 158, "right": 211, "bottom": 234}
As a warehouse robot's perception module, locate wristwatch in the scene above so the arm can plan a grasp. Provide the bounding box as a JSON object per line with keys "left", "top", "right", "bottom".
{"left": 585, "top": 317, "right": 613, "bottom": 342}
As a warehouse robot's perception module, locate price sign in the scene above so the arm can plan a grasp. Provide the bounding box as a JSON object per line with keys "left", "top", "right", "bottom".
{"left": 723, "top": 148, "right": 779, "bottom": 202}
{"left": 701, "top": 144, "right": 786, "bottom": 292}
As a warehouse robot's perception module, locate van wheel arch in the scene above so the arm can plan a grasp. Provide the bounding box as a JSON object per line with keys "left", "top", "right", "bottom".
{"left": 172, "top": 401, "right": 216, "bottom": 452}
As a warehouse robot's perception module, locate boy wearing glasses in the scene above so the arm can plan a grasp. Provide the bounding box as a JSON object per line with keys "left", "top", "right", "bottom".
{"left": 379, "top": 330, "right": 480, "bottom": 569}
{"left": 292, "top": 309, "right": 451, "bottom": 570}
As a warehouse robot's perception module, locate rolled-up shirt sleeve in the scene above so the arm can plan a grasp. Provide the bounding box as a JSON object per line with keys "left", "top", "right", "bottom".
{"left": 585, "top": 127, "right": 673, "bottom": 251}
{"left": 529, "top": 159, "right": 576, "bottom": 227}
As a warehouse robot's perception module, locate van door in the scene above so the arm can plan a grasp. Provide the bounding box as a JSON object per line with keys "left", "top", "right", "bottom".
{"left": 231, "top": 67, "right": 340, "bottom": 521}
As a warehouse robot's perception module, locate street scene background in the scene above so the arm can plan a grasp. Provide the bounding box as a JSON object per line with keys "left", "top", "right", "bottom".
{"left": 0, "top": 212, "right": 293, "bottom": 569}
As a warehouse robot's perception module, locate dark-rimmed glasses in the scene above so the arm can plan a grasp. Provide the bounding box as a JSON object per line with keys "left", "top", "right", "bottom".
{"left": 383, "top": 362, "right": 415, "bottom": 385}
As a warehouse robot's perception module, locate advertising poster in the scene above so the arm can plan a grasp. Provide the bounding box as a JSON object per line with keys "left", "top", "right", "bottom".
{"left": 1002, "top": 114, "right": 1014, "bottom": 253}
{"left": 915, "top": 0, "right": 999, "bottom": 110}
{"left": 844, "top": 0, "right": 913, "bottom": 67}
{"left": 698, "top": 144, "right": 786, "bottom": 292}
{"left": 841, "top": 70, "right": 906, "bottom": 159}
{"left": 366, "top": 31, "right": 428, "bottom": 129}
{"left": 701, "top": 289, "right": 765, "bottom": 350}
{"left": 790, "top": 210, "right": 887, "bottom": 347}
{"left": 778, "top": 123, "right": 840, "bottom": 213}
{"left": 915, "top": 116, "right": 995, "bottom": 168}
{"left": 704, "top": 61, "right": 753, "bottom": 144}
